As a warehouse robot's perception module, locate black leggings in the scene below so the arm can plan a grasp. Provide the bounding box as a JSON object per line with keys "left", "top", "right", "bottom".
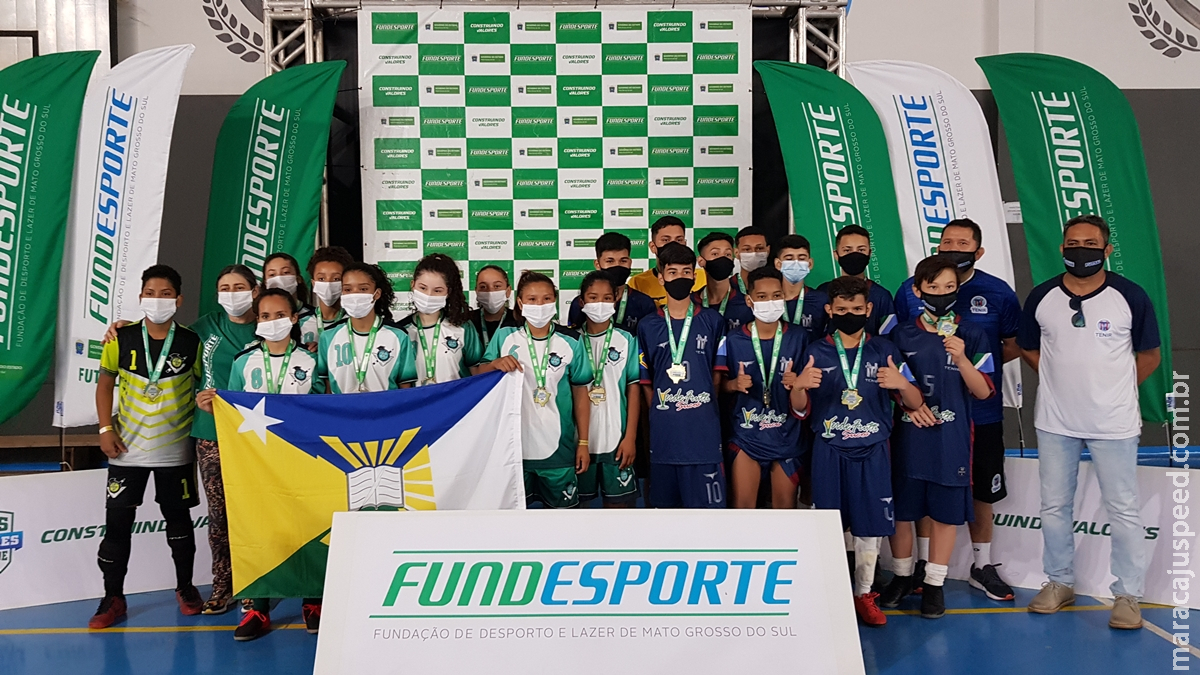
{"left": 98, "top": 506, "right": 195, "bottom": 597}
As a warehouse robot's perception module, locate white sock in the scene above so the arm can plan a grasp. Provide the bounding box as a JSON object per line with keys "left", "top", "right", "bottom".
{"left": 973, "top": 542, "right": 992, "bottom": 568}
{"left": 853, "top": 537, "right": 880, "bottom": 595}
{"left": 917, "top": 536, "right": 930, "bottom": 562}
{"left": 844, "top": 530, "right": 854, "bottom": 552}
{"left": 892, "top": 556, "right": 915, "bottom": 577}
{"left": 924, "top": 562, "right": 949, "bottom": 587}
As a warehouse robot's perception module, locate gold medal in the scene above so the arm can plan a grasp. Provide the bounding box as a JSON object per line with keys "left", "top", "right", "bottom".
{"left": 424, "top": 377, "right": 437, "bottom": 386}
{"left": 144, "top": 384, "right": 161, "bottom": 401}
{"left": 936, "top": 318, "right": 957, "bottom": 337}
{"left": 358, "top": 382, "right": 369, "bottom": 393}
{"left": 841, "top": 388, "right": 862, "bottom": 410}
{"left": 589, "top": 386, "right": 606, "bottom": 405}
{"left": 534, "top": 386, "right": 552, "bottom": 407}
{"left": 667, "top": 364, "right": 686, "bottom": 383}
{"left": 764, "top": 390, "right": 772, "bottom": 409}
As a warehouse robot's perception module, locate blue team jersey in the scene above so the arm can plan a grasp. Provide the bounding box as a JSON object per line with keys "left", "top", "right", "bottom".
{"left": 719, "top": 323, "right": 809, "bottom": 461}
{"left": 567, "top": 286, "right": 657, "bottom": 336}
{"left": 692, "top": 285, "right": 755, "bottom": 334}
{"left": 638, "top": 306, "right": 727, "bottom": 465}
{"left": 893, "top": 269, "right": 1019, "bottom": 425}
{"left": 816, "top": 278, "right": 897, "bottom": 336}
{"left": 784, "top": 287, "right": 830, "bottom": 341}
{"left": 888, "top": 319, "right": 995, "bottom": 487}
{"left": 801, "top": 335, "right": 914, "bottom": 450}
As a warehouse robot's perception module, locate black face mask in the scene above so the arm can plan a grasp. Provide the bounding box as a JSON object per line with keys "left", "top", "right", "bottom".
{"left": 941, "top": 250, "right": 976, "bottom": 273}
{"left": 703, "top": 256, "right": 735, "bottom": 282}
{"left": 838, "top": 252, "right": 870, "bottom": 276}
{"left": 1063, "top": 247, "right": 1105, "bottom": 278}
{"left": 829, "top": 311, "right": 868, "bottom": 335}
{"left": 603, "top": 265, "right": 632, "bottom": 288}
{"left": 663, "top": 278, "right": 694, "bottom": 301}
{"left": 921, "top": 290, "right": 958, "bottom": 317}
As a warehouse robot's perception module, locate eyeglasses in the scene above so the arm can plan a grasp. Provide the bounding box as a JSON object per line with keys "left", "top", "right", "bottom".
{"left": 1069, "top": 296, "right": 1085, "bottom": 328}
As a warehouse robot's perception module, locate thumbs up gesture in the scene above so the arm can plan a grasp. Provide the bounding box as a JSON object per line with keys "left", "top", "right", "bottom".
{"left": 877, "top": 354, "right": 907, "bottom": 390}
{"left": 731, "top": 362, "right": 754, "bottom": 393}
{"left": 781, "top": 358, "right": 798, "bottom": 390}
{"left": 796, "top": 355, "right": 823, "bottom": 390}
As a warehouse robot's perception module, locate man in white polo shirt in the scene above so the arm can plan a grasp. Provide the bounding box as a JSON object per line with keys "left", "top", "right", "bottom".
{"left": 1018, "top": 215, "right": 1161, "bottom": 630}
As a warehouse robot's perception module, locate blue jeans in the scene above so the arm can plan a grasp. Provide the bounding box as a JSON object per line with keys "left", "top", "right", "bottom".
{"left": 1037, "top": 431, "right": 1146, "bottom": 598}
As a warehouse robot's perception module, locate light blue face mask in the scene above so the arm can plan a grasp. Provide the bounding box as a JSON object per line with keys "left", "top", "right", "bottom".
{"left": 780, "top": 260, "right": 811, "bottom": 284}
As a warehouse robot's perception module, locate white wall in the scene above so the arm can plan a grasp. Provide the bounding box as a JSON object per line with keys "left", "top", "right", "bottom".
{"left": 0, "top": 0, "right": 111, "bottom": 69}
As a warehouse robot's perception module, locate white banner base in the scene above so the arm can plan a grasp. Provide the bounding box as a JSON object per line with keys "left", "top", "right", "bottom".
{"left": 0, "top": 469, "right": 212, "bottom": 611}
{"left": 316, "top": 510, "right": 866, "bottom": 675}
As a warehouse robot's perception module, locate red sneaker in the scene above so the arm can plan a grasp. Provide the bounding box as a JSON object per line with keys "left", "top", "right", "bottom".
{"left": 854, "top": 592, "right": 888, "bottom": 626}
{"left": 234, "top": 609, "right": 271, "bottom": 642}
{"left": 88, "top": 595, "right": 127, "bottom": 629}
{"left": 302, "top": 602, "right": 322, "bottom": 634}
{"left": 176, "top": 585, "right": 204, "bottom": 616}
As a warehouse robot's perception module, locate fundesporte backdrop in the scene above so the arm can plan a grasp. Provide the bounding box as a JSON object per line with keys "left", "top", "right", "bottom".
{"left": 358, "top": 4, "right": 753, "bottom": 313}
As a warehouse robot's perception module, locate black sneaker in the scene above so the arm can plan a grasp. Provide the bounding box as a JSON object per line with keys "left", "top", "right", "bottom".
{"left": 879, "top": 574, "right": 913, "bottom": 608}
{"left": 911, "top": 560, "right": 926, "bottom": 595}
{"left": 234, "top": 609, "right": 271, "bottom": 642}
{"left": 921, "top": 584, "right": 945, "bottom": 619}
{"left": 970, "top": 563, "right": 1015, "bottom": 601}
{"left": 302, "top": 602, "right": 321, "bottom": 634}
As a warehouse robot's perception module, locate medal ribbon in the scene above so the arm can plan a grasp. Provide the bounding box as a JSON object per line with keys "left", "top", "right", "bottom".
{"left": 525, "top": 324, "right": 554, "bottom": 393}
{"left": 586, "top": 324, "right": 614, "bottom": 389}
{"left": 615, "top": 288, "right": 628, "bottom": 325}
{"left": 665, "top": 302, "right": 694, "bottom": 368}
{"left": 141, "top": 321, "right": 177, "bottom": 393}
{"left": 416, "top": 314, "right": 443, "bottom": 382}
{"left": 790, "top": 287, "right": 806, "bottom": 325}
{"left": 922, "top": 309, "right": 956, "bottom": 329}
{"left": 348, "top": 317, "right": 381, "bottom": 390}
{"left": 833, "top": 331, "right": 864, "bottom": 394}
{"left": 261, "top": 342, "right": 294, "bottom": 394}
{"left": 316, "top": 308, "right": 344, "bottom": 339}
{"left": 702, "top": 285, "right": 730, "bottom": 314}
{"left": 751, "top": 321, "right": 784, "bottom": 407}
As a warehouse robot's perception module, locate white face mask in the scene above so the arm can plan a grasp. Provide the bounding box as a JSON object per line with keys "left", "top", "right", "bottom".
{"left": 266, "top": 275, "right": 299, "bottom": 295}
{"left": 780, "top": 260, "right": 811, "bottom": 284}
{"left": 521, "top": 302, "right": 557, "bottom": 329}
{"left": 141, "top": 298, "right": 177, "bottom": 324}
{"left": 341, "top": 293, "right": 377, "bottom": 319}
{"left": 412, "top": 290, "right": 448, "bottom": 315}
{"left": 740, "top": 251, "right": 769, "bottom": 272}
{"left": 255, "top": 317, "right": 294, "bottom": 342}
{"left": 751, "top": 299, "right": 787, "bottom": 324}
{"left": 218, "top": 290, "right": 254, "bottom": 318}
{"left": 477, "top": 290, "right": 508, "bottom": 314}
{"left": 582, "top": 302, "right": 616, "bottom": 325}
{"left": 312, "top": 280, "right": 342, "bottom": 307}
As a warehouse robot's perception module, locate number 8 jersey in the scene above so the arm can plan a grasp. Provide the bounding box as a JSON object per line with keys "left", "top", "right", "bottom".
{"left": 228, "top": 342, "right": 324, "bottom": 394}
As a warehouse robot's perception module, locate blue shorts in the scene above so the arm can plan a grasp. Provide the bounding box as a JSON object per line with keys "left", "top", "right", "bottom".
{"left": 894, "top": 474, "right": 974, "bottom": 526}
{"left": 811, "top": 438, "right": 894, "bottom": 537}
{"left": 729, "top": 444, "right": 800, "bottom": 487}
{"left": 650, "top": 463, "right": 726, "bottom": 509}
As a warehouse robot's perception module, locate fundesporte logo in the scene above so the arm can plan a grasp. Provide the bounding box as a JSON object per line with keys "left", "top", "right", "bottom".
{"left": 375, "top": 549, "right": 798, "bottom": 618}
{"left": 1130, "top": 0, "right": 1200, "bottom": 59}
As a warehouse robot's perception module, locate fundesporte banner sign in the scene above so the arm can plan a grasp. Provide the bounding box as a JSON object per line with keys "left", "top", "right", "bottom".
{"left": 315, "top": 510, "right": 865, "bottom": 675}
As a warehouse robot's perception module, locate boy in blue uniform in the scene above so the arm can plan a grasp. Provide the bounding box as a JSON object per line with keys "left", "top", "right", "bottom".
{"left": 880, "top": 255, "right": 996, "bottom": 619}
{"left": 566, "top": 232, "right": 657, "bottom": 335}
{"left": 772, "top": 234, "right": 829, "bottom": 340}
{"left": 638, "top": 242, "right": 728, "bottom": 508}
{"left": 693, "top": 232, "right": 754, "bottom": 332}
{"left": 720, "top": 267, "right": 809, "bottom": 509}
{"left": 793, "top": 276, "right": 927, "bottom": 626}
{"left": 816, "top": 225, "right": 896, "bottom": 336}
{"left": 732, "top": 226, "right": 771, "bottom": 296}
{"left": 892, "top": 219, "right": 1021, "bottom": 600}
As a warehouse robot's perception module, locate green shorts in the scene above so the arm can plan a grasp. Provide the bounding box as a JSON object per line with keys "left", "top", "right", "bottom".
{"left": 525, "top": 467, "right": 579, "bottom": 509}
{"left": 578, "top": 458, "right": 638, "bottom": 504}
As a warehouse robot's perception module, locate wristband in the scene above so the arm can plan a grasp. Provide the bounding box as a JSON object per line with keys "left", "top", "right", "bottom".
{"left": 577, "top": 439, "right": 589, "bottom": 446}
{"left": 99, "top": 426, "right": 114, "bottom": 435}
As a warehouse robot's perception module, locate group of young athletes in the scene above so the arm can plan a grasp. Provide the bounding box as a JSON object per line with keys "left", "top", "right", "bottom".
{"left": 87, "top": 213, "right": 1025, "bottom": 638}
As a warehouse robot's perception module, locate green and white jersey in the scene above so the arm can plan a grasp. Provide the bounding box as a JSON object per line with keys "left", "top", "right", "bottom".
{"left": 101, "top": 321, "right": 202, "bottom": 468}
{"left": 316, "top": 317, "right": 417, "bottom": 393}
{"left": 298, "top": 306, "right": 345, "bottom": 346}
{"left": 228, "top": 342, "right": 323, "bottom": 394}
{"left": 583, "top": 326, "right": 641, "bottom": 461}
{"left": 396, "top": 314, "right": 484, "bottom": 385}
{"left": 190, "top": 310, "right": 259, "bottom": 441}
{"left": 484, "top": 324, "right": 593, "bottom": 470}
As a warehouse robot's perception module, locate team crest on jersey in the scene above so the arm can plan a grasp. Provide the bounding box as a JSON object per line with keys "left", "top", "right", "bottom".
{"left": 548, "top": 352, "right": 563, "bottom": 368}
{"left": 106, "top": 478, "right": 127, "bottom": 499}
{"left": 607, "top": 347, "right": 621, "bottom": 363}
{"left": 970, "top": 296, "right": 988, "bottom": 314}
{"left": 864, "top": 362, "right": 879, "bottom": 380}
{"left": 165, "top": 353, "right": 187, "bottom": 374}
{"left": 739, "top": 408, "right": 788, "bottom": 430}
{"left": 695, "top": 335, "right": 709, "bottom": 352}
{"left": 1096, "top": 319, "right": 1113, "bottom": 338}
{"left": 820, "top": 416, "right": 881, "bottom": 440}
{"left": 655, "top": 388, "right": 712, "bottom": 411}
{"left": 376, "top": 346, "right": 392, "bottom": 362}
{"left": 444, "top": 336, "right": 461, "bottom": 351}
{"left": 292, "top": 367, "right": 308, "bottom": 382}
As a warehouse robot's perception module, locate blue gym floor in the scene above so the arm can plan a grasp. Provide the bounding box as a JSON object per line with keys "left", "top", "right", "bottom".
{"left": 0, "top": 581, "right": 1188, "bottom": 674}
